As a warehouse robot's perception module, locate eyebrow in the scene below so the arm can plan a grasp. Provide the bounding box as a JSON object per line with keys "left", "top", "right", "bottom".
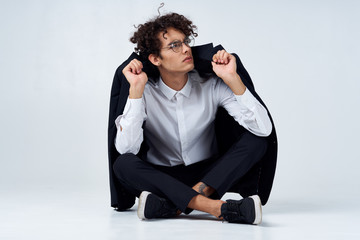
{"left": 167, "top": 37, "right": 187, "bottom": 46}
{"left": 167, "top": 39, "right": 182, "bottom": 46}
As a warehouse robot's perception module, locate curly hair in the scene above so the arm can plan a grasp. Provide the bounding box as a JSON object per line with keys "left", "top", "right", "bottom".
{"left": 130, "top": 13, "right": 198, "bottom": 59}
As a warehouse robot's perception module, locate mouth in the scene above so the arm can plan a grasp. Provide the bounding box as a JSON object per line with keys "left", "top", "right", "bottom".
{"left": 183, "top": 56, "right": 193, "bottom": 62}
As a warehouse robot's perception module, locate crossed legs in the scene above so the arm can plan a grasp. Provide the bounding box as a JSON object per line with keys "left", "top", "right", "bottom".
{"left": 113, "top": 132, "right": 267, "bottom": 219}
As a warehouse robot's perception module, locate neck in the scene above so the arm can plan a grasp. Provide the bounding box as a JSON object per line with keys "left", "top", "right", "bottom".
{"left": 159, "top": 70, "right": 188, "bottom": 91}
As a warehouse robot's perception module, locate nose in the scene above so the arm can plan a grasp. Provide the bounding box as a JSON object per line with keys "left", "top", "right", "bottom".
{"left": 182, "top": 42, "right": 191, "bottom": 54}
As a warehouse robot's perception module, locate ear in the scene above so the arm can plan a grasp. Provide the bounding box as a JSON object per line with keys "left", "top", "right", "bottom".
{"left": 148, "top": 54, "right": 161, "bottom": 66}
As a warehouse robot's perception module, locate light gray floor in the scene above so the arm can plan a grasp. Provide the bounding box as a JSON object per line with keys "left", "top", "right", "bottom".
{"left": 1, "top": 186, "right": 359, "bottom": 240}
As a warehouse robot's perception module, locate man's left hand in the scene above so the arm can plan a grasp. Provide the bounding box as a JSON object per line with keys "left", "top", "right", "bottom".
{"left": 211, "top": 50, "right": 238, "bottom": 83}
{"left": 211, "top": 50, "right": 246, "bottom": 95}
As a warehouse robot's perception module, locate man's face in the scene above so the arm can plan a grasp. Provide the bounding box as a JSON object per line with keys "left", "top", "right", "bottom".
{"left": 156, "top": 27, "right": 194, "bottom": 74}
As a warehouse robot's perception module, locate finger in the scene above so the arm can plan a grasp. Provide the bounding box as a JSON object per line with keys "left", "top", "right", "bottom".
{"left": 134, "top": 59, "right": 143, "bottom": 69}
{"left": 123, "top": 63, "right": 134, "bottom": 74}
{"left": 217, "top": 51, "right": 231, "bottom": 64}
{"left": 128, "top": 62, "right": 137, "bottom": 74}
{"left": 213, "top": 51, "right": 223, "bottom": 64}
{"left": 212, "top": 53, "right": 218, "bottom": 63}
{"left": 130, "top": 60, "right": 143, "bottom": 74}
{"left": 218, "top": 50, "right": 225, "bottom": 63}
{"left": 213, "top": 50, "right": 224, "bottom": 64}
{"left": 132, "top": 60, "right": 143, "bottom": 74}
{"left": 215, "top": 50, "right": 222, "bottom": 63}
{"left": 220, "top": 50, "right": 227, "bottom": 63}
{"left": 223, "top": 52, "right": 231, "bottom": 64}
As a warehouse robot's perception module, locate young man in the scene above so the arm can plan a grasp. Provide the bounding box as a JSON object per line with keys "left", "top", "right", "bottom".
{"left": 108, "top": 13, "right": 276, "bottom": 224}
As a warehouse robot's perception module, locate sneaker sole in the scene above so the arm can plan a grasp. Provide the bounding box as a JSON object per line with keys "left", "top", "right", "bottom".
{"left": 249, "top": 195, "right": 262, "bottom": 225}
{"left": 137, "top": 191, "right": 151, "bottom": 220}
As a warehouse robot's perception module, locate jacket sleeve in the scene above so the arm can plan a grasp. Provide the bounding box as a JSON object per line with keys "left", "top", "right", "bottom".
{"left": 108, "top": 53, "right": 140, "bottom": 210}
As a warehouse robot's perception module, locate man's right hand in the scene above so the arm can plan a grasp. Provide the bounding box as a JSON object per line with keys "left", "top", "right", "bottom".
{"left": 122, "top": 59, "right": 148, "bottom": 99}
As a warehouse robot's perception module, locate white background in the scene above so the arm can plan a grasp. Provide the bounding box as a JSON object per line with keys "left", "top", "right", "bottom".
{"left": 1, "top": 0, "right": 360, "bottom": 239}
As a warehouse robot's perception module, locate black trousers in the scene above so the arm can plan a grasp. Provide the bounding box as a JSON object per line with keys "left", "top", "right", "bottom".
{"left": 113, "top": 132, "right": 267, "bottom": 212}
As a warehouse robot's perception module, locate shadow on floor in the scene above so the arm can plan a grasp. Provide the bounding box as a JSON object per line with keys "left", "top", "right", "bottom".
{"left": 263, "top": 198, "right": 352, "bottom": 214}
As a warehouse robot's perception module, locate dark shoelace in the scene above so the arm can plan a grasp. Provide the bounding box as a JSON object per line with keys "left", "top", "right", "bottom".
{"left": 219, "top": 201, "right": 245, "bottom": 222}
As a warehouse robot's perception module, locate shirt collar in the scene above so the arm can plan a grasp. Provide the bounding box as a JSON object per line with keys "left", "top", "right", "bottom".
{"left": 158, "top": 74, "right": 192, "bottom": 100}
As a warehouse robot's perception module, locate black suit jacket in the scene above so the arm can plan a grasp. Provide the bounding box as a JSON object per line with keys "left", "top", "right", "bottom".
{"left": 107, "top": 43, "right": 278, "bottom": 210}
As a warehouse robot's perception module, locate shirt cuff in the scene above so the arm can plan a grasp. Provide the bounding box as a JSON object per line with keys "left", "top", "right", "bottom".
{"left": 234, "top": 88, "right": 257, "bottom": 109}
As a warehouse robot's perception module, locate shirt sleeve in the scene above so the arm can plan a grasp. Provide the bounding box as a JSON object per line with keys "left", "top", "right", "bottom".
{"left": 114, "top": 97, "right": 147, "bottom": 154}
{"left": 215, "top": 78, "right": 272, "bottom": 137}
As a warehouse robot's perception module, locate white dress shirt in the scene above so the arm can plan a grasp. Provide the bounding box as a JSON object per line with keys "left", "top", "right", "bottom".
{"left": 115, "top": 70, "right": 272, "bottom": 166}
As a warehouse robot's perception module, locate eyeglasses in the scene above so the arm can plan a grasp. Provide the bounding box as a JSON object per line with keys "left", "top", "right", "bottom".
{"left": 162, "top": 37, "right": 194, "bottom": 53}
